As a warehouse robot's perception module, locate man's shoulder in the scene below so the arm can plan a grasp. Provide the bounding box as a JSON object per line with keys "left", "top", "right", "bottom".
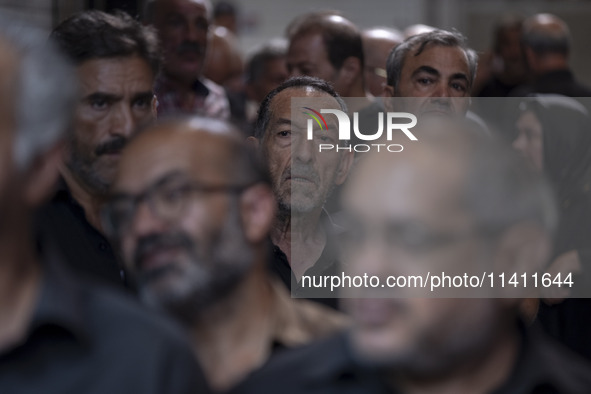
{"left": 230, "top": 332, "right": 355, "bottom": 394}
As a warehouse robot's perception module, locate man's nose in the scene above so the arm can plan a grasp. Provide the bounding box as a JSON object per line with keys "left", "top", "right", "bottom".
{"left": 110, "top": 104, "right": 135, "bottom": 138}
{"left": 130, "top": 200, "right": 168, "bottom": 238}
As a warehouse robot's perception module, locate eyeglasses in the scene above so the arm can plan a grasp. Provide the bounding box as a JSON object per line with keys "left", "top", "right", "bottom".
{"left": 101, "top": 174, "right": 253, "bottom": 238}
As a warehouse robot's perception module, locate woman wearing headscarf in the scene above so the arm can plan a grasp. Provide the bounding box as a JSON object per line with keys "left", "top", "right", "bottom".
{"left": 513, "top": 94, "right": 591, "bottom": 361}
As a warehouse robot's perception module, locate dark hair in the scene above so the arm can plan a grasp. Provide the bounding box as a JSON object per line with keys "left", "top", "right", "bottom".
{"left": 245, "top": 39, "right": 287, "bottom": 84}
{"left": 51, "top": 10, "right": 161, "bottom": 76}
{"left": 522, "top": 23, "right": 570, "bottom": 56}
{"left": 254, "top": 76, "right": 347, "bottom": 140}
{"left": 286, "top": 12, "right": 364, "bottom": 70}
{"left": 386, "top": 29, "right": 478, "bottom": 90}
{"left": 492, "top": 14, "right": 524, "bottom": 54}
{"left": 213, "top": 1, "right": 237, "bottom": 18}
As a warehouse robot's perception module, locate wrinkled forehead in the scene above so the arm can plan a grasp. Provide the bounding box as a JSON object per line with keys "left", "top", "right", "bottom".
{"left": 271, "top": 88, "right": 342, "bottom": 119}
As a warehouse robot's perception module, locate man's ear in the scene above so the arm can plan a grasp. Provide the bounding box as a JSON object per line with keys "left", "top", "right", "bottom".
{"left": 335, "top": 149, "right": 355, "bottom": 185}
{"left": 151, "top": 95, "right": 158, "bottom": 119}
{"left": 23, "top": 142, "right": 65, "bottom": 207}
{"left": 339, "top": 56, "right": 362, "bottom": 86}
{"left": 240, "top": 183, "right": 276, "bottom": 243}
{"left": 246, "top": 135, "right": 259, "bottom": 149}
{"left": 383, "top": 85, "right": 396, "bottom": 111}
{"left": 493, "top": 221, "right": 552, "bottom": 295}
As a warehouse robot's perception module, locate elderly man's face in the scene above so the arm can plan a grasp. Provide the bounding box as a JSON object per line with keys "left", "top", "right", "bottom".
{"left": 261, "top": 88, "right": 353, "bottom": 214}
{"left": 153, "top": 0, "right": 210, "bottom": 83}
{"left": 341, "top": 145, "right": 503, "bottom": 373}
{"left": 67, "top": 56, "right": 156, "bottom": 195}
{"left": 111, "top": 127, "right": 252, "bottom": 318}
{"left": 386, "top": 44, "right": 471, "bottom": 117}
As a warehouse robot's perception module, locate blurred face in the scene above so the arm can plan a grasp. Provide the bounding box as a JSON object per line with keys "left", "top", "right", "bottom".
{"left": 363, "top": 38, "right": 399, "bottom": 97}
{"left": 67, "top": 56, "right": 156, "bottom": 195}
{"left": 387, "top": 44, "right": 471, "bottom": 117}
{"left": 112, "top": 130, "right": 252, "bottom": 321}
{"left": 261, "top": 88, "right": 353, "bottom": 214}
{"left": 153, "top": 0, "right": 210, "bottom": 83}
{"left": 0, "top": 47, "right": 17, "bottom": 226}
{"left": 513, "top": 111, "right": 543, "bottom": 172}
{"left": 497, "top": 27, "right": 525, "bottom": 78}
{"left": 287, "top": 33, "right": 345, "bottom": 93}
{"left": 247, "top": 57, "right": 288, "bottom": 103}
{"left": 342, "top": 149, "right": 501, "bottom": 372}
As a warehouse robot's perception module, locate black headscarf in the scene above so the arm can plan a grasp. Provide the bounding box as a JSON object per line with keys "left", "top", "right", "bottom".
{"left": 515, "top": 95, "right": 591, "bottom": 255}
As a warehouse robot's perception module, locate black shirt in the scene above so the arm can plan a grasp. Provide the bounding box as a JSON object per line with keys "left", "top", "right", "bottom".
{"left": 35, "top": 180, "right": 128, "bottom": 290}
{"left": 0, "top": 255, "right": 210, "bottom": 394}
{"left": 511, "top": 69, "right": 591, "bottom": 98}
{"left": 268, "top": 212, "right": 342, "bottom": 310}
{"left": 230, "top": 325, "right": 591, "bottom": 394}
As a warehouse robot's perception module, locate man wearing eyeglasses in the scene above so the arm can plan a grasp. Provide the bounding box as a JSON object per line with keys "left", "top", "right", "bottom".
{"left": 102, "top": 117, "right": 347, "bottom": 392}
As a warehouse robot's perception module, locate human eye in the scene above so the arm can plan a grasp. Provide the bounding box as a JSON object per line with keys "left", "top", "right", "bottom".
{"left": 451, "top": 82, "right": 467, "bottom": 93}
{"left": 277, "top": 130, "right": 291, "bottom": 138}
{"left": 89, "top": 96, "right": 110, "bottom": 111}
{"left": 133, "top": 95, "right": 153, "bottom": 110}
{"left": 416, "top": 77, "right": 433, "bottom": 85}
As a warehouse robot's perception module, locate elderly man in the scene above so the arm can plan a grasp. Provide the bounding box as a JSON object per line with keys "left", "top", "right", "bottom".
{"left": 383, "top": 29, "right": 477, "bottom": 118}
{"left": 249, "top": 76, "right": 354, "bottom": 308}
{"left": 36, "top": 11, "right": 160, "bottom": 289}
{"left": 229, "top": 120, "right": 591, "bottom": 394}
{"left": 102, "top": 117, "right": 347, "bottom": 392}
{"left": 0, "top": 18, "right": 208, "bottom": 394}
{"left": 143, "top": 0, "right": 230, "bottom": 118}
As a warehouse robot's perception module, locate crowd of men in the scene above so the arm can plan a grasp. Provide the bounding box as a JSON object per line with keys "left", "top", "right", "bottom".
{"left": 1, "top": 0, "right": 591, "bottom": 393}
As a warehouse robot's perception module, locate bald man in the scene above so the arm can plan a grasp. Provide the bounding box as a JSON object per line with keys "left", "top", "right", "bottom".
{"left": 102, "top": 117, "right": 347, "bottom": 391}
{"left": 143, "top": 0, "right": 230, "bottom": 118}
{"left": 514, "top": 13, "right": 591, "bottom": 97}
{"left": 362, "top": 27, "right": 403, "bottom": 97}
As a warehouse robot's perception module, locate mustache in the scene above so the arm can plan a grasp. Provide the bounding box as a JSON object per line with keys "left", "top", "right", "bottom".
{"left": 133, "top": 232, "right": 194, "bottom": 272}
{"left": 95, "top": 136, "right": 128, "bottom": 156}
{"left": 283, "top": 165, "right": 320, "bottom": 183}
{"left": 176, "top": 41, "right": 206, "bottom": 56}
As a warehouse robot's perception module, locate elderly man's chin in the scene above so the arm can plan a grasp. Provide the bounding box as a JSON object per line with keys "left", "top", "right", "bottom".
{"left": 350, "top": 327, "right": 411, "bottom": 367}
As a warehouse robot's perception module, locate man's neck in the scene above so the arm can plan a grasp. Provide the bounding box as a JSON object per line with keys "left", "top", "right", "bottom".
{"left": 60, "top": 166, "right": 105, "bottom": 232}
{"left": 0, "top": 235, "right": 42, "bottom": 352}
{"left": 393, "top": 324, "right": 520, "bottom": 394}
{"left": 271, "top": 207, "right": 327, "bottom": 279}
{"left": 534, "top": 55, "right": 569, "bottom": 77}
{"left": 161, "top": 71, "right": 198, "bottom": 96}
{"left": 189, "top": 265, "right": 274, "bottom": 392}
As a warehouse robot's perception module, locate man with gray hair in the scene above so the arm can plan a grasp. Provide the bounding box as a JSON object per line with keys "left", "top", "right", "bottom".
{"left": 0, "top": 18, "right": 209, "bottom": 394}
{"left": 384, "top": 29, "right": 478, "bottom": 118}
{"left": 36, "top": 10, "right": 161, "bottom": 290}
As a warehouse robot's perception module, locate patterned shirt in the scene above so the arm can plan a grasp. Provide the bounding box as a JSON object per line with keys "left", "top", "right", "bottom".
{"left": 155, "top": 75, "right": 230, "bottom": 120}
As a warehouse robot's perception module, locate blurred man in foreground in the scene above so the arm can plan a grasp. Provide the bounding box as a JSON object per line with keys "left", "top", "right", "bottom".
{"left": 230, "top": 120, "right": 591, "bottom": 393}
{"left": 0, "top": 18, "right": 208, "bottom": 394}
{"left": 103, "top": 117, "right": 347, "bottom": 391}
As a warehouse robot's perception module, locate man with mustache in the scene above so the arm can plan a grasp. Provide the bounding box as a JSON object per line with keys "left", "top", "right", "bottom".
{"left": 143, "top": 0, "right": 230, "bottom": 119}
{"left": 36, "top": 11, "right": 160, "bottom": 289}
{"left": 250, "top": 76, "right": 355, "bottom": 308}
{"left": 383, "top": 29, "right": 477, "bottom": 119}
{"left": 0, "top": 18, "right": 209, "bottom": 394}
{"left": 103, "top": 117, "right": 347, "bottom": 391}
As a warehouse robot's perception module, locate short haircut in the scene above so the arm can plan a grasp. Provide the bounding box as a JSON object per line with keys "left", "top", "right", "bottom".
{"left": 0, "top": 17, "right": 77, "bottom": 170}
{"left": 213, "top": 1, "right": 237, "bottom": 18}
{"left": 386, "top": 29, "right": 478, "bottom": 90}
{"left": 286, "top": 12, "right": 364, "bottom": 70}
{"left": 522, "top": 19, "right": 570, "bottom": 56}
{"left": 254, "top": 76, "right": 347, "bottom": 141}
{"left": 51, "top": 10, "right": 161, "bottom": 76}
{"left": 245, "top": 38, "right": 287, "bottom": 84}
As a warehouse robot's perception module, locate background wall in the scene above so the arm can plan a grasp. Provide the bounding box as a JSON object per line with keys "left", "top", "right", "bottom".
{"left": 2, "top": 0, "right": 591, "bottom": 84}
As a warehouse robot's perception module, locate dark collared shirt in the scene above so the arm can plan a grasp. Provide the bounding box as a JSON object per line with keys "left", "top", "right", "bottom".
{"left": 230, "top": 324, "right": 591, "bottom": 394}
{"left": 0, "top": 255, "right": 210, "bottom": 394}
{"left": 35, "top": 180, "right": 128, "bottom": 290}
{"left": 269, "top": 212, "right": 341, "bottom": 310}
